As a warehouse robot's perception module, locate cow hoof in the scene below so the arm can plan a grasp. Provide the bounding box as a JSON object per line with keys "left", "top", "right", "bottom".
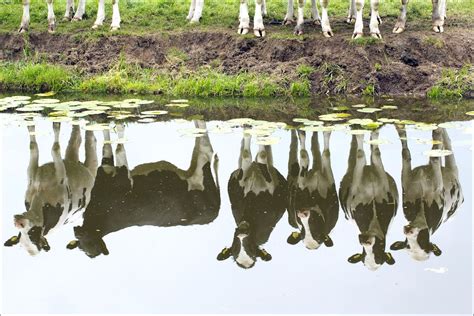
{"left": 283, "top": 18, "right": 295, "bottom": 25}
{"left": 370, "top": 32, "right": 382, "bottom": 39}
{"left": 238, "top": 27, "right": 249, "bottom": 35}
{"left": 323, "top": 30, "right": 333, "bottom": 38}
{"left": 294, "top": 25, "right": 304, "bottom": 36}
{"left": 346, "top": 16, "right": 355, "bottom": 24}
{"left": 352, "top": 32, "right": 363, "bottom": 39}
{"left": 433, "top": 25, "right": 444, "bottom": 33}
{"left": 189, "top": 18, "right": 200, "bottom": 24}
{"left": 254, "top": 29, "right": 265, "bottom": 37}
{"left": 92, "top": 23, "right": 100, "bottom": 29}
{"left": 18, "top": 26, "right": 28, "bottom": 33}
{"left": 63, "top": 16, "right": 71, "bottom": 21}
{"left": 313, "top": 19, "right": 321, "bottom": 25}
{"left": 392, "top": 26, "right": 404, "bottom": 34}
{"left": 72, "top": 16, "right": 82, "bottom": 21}
{"left": 110, "top": 26, "right": 120, "bottom": 31}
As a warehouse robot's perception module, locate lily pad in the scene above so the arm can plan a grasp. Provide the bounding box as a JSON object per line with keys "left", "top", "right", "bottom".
{"left": 423, "top": 149, "right": 453, "bottom": 157}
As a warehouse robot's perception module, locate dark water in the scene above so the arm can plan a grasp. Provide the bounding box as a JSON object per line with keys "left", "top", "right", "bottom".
{"left": 0, "top": 96, "right": 472, "bottom": 314}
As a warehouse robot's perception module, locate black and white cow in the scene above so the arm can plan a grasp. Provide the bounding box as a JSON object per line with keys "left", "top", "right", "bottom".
{"left": 339, "top": 131, "right": 398, "bottom": 270}
{"left": 66, "top": 122, "right": 220, "bottom": 258}
{"left": 4, "top": 123, "right": 98, "bottom": 255}
{"left": 390, "top": 127, "right": 464, "bottom": 261}
{"left": 217, "top": 132, "right": 287, "bottom": 269}
{"left": 286, "top": 130, "right": 339, "bottom": 250}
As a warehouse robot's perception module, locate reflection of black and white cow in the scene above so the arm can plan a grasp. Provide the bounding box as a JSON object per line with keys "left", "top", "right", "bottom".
{"left": 339, "top": 132, "right": 398, "bottom": 270}
{"left": 66, "top": 122, "right": 220, "bottom": 258}
{"left": 286, "top": 130, "right": 339, "bottom": 250}
{"left": 4, "top": 123, "right": 97, "bottom": 255}
{"left": 390, "top": 127, "right": 463, "bottom": 261}
{"left": 217, "top": 133, "right": 287, "bottom": 268}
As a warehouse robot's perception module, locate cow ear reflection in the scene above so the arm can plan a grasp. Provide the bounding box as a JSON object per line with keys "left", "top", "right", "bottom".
{"left": 257, "top": 248, "right": 272, "bottom": 261}
{"left": 431, "top": 244, "right": 442, "bottom": 256}
{"left": 287, "top": 232, "right": 301, "bottom": 245}
{"left": 324, "top": 236, "right": 334, "bottom": 247}
{"left": 217, "top": 247, "right": 232, "bottom": 261}
{"left": 66, "top": 240, "right": 79, "bottom": 250}
{"left": 4, "top": 234, "right": 21, "bottom": 247}
{"left": 348, "top": 253, "right": 363, "bottom": 264}
{"left": 385, "top": 253, "right": 395, "bottom": 265}
{"left": 390, "top": 240, "right": 407, "bottom": 251}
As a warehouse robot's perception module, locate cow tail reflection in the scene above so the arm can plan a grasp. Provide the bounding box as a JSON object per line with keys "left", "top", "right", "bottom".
{"left": 390, "top": 127, "right": 464, "bottom": 261}
{"left": 4, "top": 123, "right": 97, "bottom": 255}
{"left": 217, "top": 131, "right": 287, "bottom": 268}
{"left": 66, "top": 121, "right": 220, "bottom": 258}
{"left": 340, "top": 131, "right": 398, "bottom": 270}
{"left": 286, "top": 130, "right": 339, "bottom": 250}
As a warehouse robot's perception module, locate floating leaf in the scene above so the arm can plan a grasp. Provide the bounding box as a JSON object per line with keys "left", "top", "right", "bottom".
{"left": 165, "top": 103, "right": 189, "bottom": 108}
{"left": 465, "top": 111, "right": 474, "bottom": 116}
{"left": 138, "top": 118, "right": 155, "bottom": 123}
{"left": 9, "top": 96, "right": 31, "bottom": 101}
{"left": 256, "top": 136, "right": 280, "bottom": 145}
{"left": 352, "top": 104, "right": 367, "bottom": 108}
{"left": 415, "top": 123, "right": 438, "bottom": 131}
{"left": 17, "top": 106, "right": 44, "bottom": 112}
{"left": 83, "top": 124, "right": 111, "bottom": 131}
{"left": 332, "top": 106, "right": 350, "bottom": 111}
{"left": 378, "top": 118, "right": 400, "bottom": 123}
{"left": 170, "top": 99, "right": 189, "bottom": 103}
{"left": 423, "top": 149, "right": 453, "bottom": 157}
{"left": 113, "top": 103, "right": 141, "bottom": 109}
{"left": 141, "top": 110, "right": 168, "bottom": 116}
{"left": 292, "top": 118, "right": 310, "bottom": 123}
{"left": 357, "top": 108, "right": 382, "bottom": 113}
{"left": 415, "top": 138, "right": 443, "bottom": 145}
{"left": 32, "top": 98, "right": 60, "bottom": 104}
{"left": 348, "top": 129, "right": 369, "bottom": 135}
{"left": 35, "top": 91, "right": 56, "bottom": 97}
{"left": 381, "top": 105, "right": 398, "bottom": 110}
{"left": 348, "top": 118, "right": 374, "bottom": 125}
{"left": 438, "top": 122, "right": 461, "bottom": 129}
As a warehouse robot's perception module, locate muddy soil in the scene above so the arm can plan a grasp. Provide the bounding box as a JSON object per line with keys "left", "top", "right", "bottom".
{"left": 0, "top": 18, "right": 473, "bottom": 97}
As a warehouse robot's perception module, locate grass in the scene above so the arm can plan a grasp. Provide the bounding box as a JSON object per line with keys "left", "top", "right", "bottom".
{"left": 422, "top": 36, "right": 445, "bottom": 48}
{"left": 0, "top": 0, "right": 472, "bottom": 35}
{"left": 0, "top": 60, "right": 308, "bottom": 96}
{"left": 427, "top": 65, "right": 473, "bottom": 99}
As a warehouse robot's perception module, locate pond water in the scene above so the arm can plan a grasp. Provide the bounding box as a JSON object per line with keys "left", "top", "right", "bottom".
{"left": 0, "top": 95, "right": 472, "bottom": 314}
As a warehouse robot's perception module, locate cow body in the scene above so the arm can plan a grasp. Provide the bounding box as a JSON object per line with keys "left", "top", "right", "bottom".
{"left": 390, "top": 127, "right": 463, "bottom": 260}
{"left": 339, "top": 132, "right": 398, "bottom": 270}
{"left": 217, "top": 133, "right": 287, "bottom": 268}
{"left": 5, "top": 123, "right": 97, "bottom": 255}
{"left": 286, "top": 130, "right": 339, "bottom": 249}
{"left": 67, "top": 122, "right": 220, "bottom": 258}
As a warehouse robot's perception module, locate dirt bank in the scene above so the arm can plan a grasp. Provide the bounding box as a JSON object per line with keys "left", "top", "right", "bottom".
{"left": 1, "top": 18, "right": 473, "bottom": 97}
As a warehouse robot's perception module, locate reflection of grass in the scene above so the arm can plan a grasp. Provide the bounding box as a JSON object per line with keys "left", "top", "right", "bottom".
{"left": 427, "top": 65, "right": 473, "bottom": 99}
{"left": 0, "top": 0, "right": 472, "bottom": 35}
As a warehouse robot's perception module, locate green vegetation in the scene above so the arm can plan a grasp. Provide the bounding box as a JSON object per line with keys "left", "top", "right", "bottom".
{"left": 350, "top": 36, "right": 383, "bottom": 46}
{"left": 0, "top": 0, "right": 473, "bottom": 35}
{"left": 427, "top": 65, "right": 474, "bottom": 99}
{"left": 362, "top": 83, "right": 376, "bottom": 96}
{"left": 318, "top": 63, "right": 348, "bottom": 94}
{"left": 422, "top": 36, "right": 445, "bottom": 49}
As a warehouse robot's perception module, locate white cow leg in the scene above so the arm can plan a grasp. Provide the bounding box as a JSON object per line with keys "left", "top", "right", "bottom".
{"left": 440, "top": 129, "right": 457, "bottom": 173}
{"left": 19, "top": 0, "right": 30, "bottom": 32}
{"left": 320, "top": 0, "right": 333, "bottom": 37}
{"left": 347, "top": 0, "right": 356, "bottom": 23}
{"left": 370, "top": 131, "right": 388, "bottom": 187}
{"left": 311, "top": 132, "right": 322, "bottom": 171}
{"left": 239, "top": 132, "right": 252, "bottom": 171}
{"left": 51, "top": 123, "right": 67, "bottom": 183}
{"left": 27, "top": 125, "right": 39, "bottom": 182}
{"left": 289, "top": 130, "right": 298, "bottom": 173}
{"left": 396, "top": 126, "right": 412, "bottom": 189}
{"left": 84, "top": 131, "right": 98, "bottom": 177}
{"left": 440, "top": 0, "right": 446, "bottom": 20}
{"left": 187, "top": 0, "right": 197, "bottom": 20}
{"left": 430, "top": 129, "right": 444, "bottom": 192}
{"left": 190, "top": 0, "right": 204, "bottom": 23}
{"left": 47, "top": 0, "right": 56, "bottom": 33}
{"left": 101, "top": 130, "right": 115, "bottom": 174}
{"left": 110, "top": 0, "right": 121, "bottom": 31}
{"left": 262, "top": 0, "right": 267, "bottom": 16}
{"left": 238, "top": 0, "right": 250, "bottom": 35}
{"left": 254, "top": 0, "right": 265, "bottom": 37}
{"left": 321, "top": 132, "right": 334, "bottom": 183}
{"left": 432, "top": 0, "right": 444, "bottom": 33}
{"left": 311, "top": 0, "right": 321, "bottom": 24}
{"left": 393, "top": 0, "right": 408, "bottom": 33}
{"left": 352, "top": 0, "right": 364, "bottom": 38}
{"left": 369, "top": 0, "right": 381, "bottom": 38}
{"left": 294, "top": 0, "right": 305, "bottom": 35}
{"left": 73, "top": 0, "right": 86, "bottom": 20}
{"left": 298, "top": 131, "right": 309, "bottom": 174}
{"left": 283, "top": 0, "right": 295, "bottom": 25}
{"left": 351, "top": 134, "right": 366, "bottom": 188}
{"left": 63, "top": 0, "right": 74, "bottom": 21}
{"left": 65, "top": 125, "right": 82, "bottom": 162}
{"left": 93, "top": 0, "right": 105, "bottom": 29}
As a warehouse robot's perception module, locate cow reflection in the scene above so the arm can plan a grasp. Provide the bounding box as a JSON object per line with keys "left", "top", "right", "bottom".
{"left": 390, "top": 127, "right": 463, "bottom": 261}
{"left": 217, "top": 132, "right": 287, "bottom": 268}
{"left": 4, "top": 123, "right": 97, "bottom": 255}
{"left": 339, "top": 131, "right": 398, "bottom": 270}
{"left": 286, "top": 130, "right": 339, "bottom": 250}
{"left": 66, "top": 122, "right": 220, "bottom": 258}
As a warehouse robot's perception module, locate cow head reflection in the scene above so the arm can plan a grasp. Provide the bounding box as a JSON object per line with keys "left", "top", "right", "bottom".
{"left": 66, "top": 121, "right": 220, "bottom": 257}
{"left": 286, "top": 130, "right": 339, "bottom": 250}
{"left": 339, "top": 131, "right": 398, "bottom": 270}
{"left": 4, "top": 123, "right": 97, "bottom": 255}
{"left": 217, "top": 132, "right": 287, "bottom": 268}
{"left": 390, "top": 127, "right": 463, "bottom": 261}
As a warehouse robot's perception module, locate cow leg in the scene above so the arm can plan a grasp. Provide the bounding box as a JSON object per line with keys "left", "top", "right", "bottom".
{"left": 254, "top": 0, "right": 265, "bottom": 37}
{"left": 393, "top": 0, "right": 408, "bottom": 33}
{"left": 65, "top": 125, "right": 82, "bottom": 163}
{"left": 63, "top": 0, "right": 75, "bottom": 21}
{"left": 440, "top": 128, "right": 457, "bottom": 173}
{"left": 432, "top": 0, "right": 444, "bottom": 33}
{"left": 186, "top": 0, "right": 196, "bottom": 20}
{"left": 19, "top": 0, "right": 30, "bottom": 32}
{"left": 238, "top": 0, "right": 250, "bottom": 35}
{"left": 51, "top": 123, "right": 67, "bottom": 186}
{"left": 47, "top": 0, "right": 56, "bottom": 33}
{"left": 110, "top": 0, "right": 121, "bottom": 31}
{"left": 396, "top": 126, "right": 412, "bottom": 190}
{"left": 114, "top": 124, "right": 128, "bottom": 169}
{"left": 347, "top": 0, "right": 356, "bottom": 23}
{"left": 297, "top": 131, "right": 309, "bottom": 176}
{"left": 73, "top": 0, "right": 86, "bottom": 20}
{"left": 284, "top": 0, "right": 295, "bottom": 25}
{"left": 294, "top": 0, "right": 305, "bottom": 35}
{"left": 288, "top": 130, "right": 299, "bottom": 174}
{"left": 369, "top": 0, "right": 381, "bottom": 38}
{"left": 101, "top": 130, "right": 115, "bottom": 174}
{"left": 320, "top": 0, "right": 333, "bottom": 37}
{"left": 352, "top": 0, "right": 364, "bottom": 39}
{"left": 311, "top": 131, "right": 322, "bottom": 172}
{"left": 440, "top": 0, "right": 446, "bottom": 20}
{"left": 430, "top": 129, "right": 444, "bottom": 193}
{"left": 190, "top": 0, "right": 204, "bottom": 23}
{"left": 311, "top": 0, "right": 321, "bottom": 24}
{"left": 321, "top": 131, "right": 334, "bottom": 183}
{"left": 351, "top": 134, "right": 366, "bottom": 188}
{"left": 262, "top": 0, "right": 267, "bottom": 16}
{"left": 84, "top": 131, "right": 98, "bottom": 177}
{"left": 92, "top": 0, "right": 105, "bottom": 29}
{"left": 26, "top": 125, "right": 39, "bottom": 207}
{"left": 370, "top": 131, "right": 388, "bottom": 189}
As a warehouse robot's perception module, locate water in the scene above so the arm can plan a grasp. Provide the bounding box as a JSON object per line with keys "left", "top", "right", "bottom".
{"left": 0, "top": 95, "right": 472, "bottom": 314}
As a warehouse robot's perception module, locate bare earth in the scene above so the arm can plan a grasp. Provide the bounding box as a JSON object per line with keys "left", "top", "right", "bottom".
{"left": 0, "top": 18, "right": 473, "bottom": 97}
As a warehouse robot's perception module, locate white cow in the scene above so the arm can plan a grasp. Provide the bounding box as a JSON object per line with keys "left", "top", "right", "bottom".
{"left": 284, "top": 0, "right": 333, "bottom": 36}
{"left": 393, "top": 0, "right": 447, "bottom": 33}
{"left": 347, "top": 0, "right": 382, "bottom": 39}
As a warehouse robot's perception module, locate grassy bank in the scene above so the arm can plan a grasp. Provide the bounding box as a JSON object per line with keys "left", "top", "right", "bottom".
{"left": 0, "top": 61, "right": 313, "bottom": 97}
{"left": 0, "top": 0, "right": 472, "bottom": 35}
